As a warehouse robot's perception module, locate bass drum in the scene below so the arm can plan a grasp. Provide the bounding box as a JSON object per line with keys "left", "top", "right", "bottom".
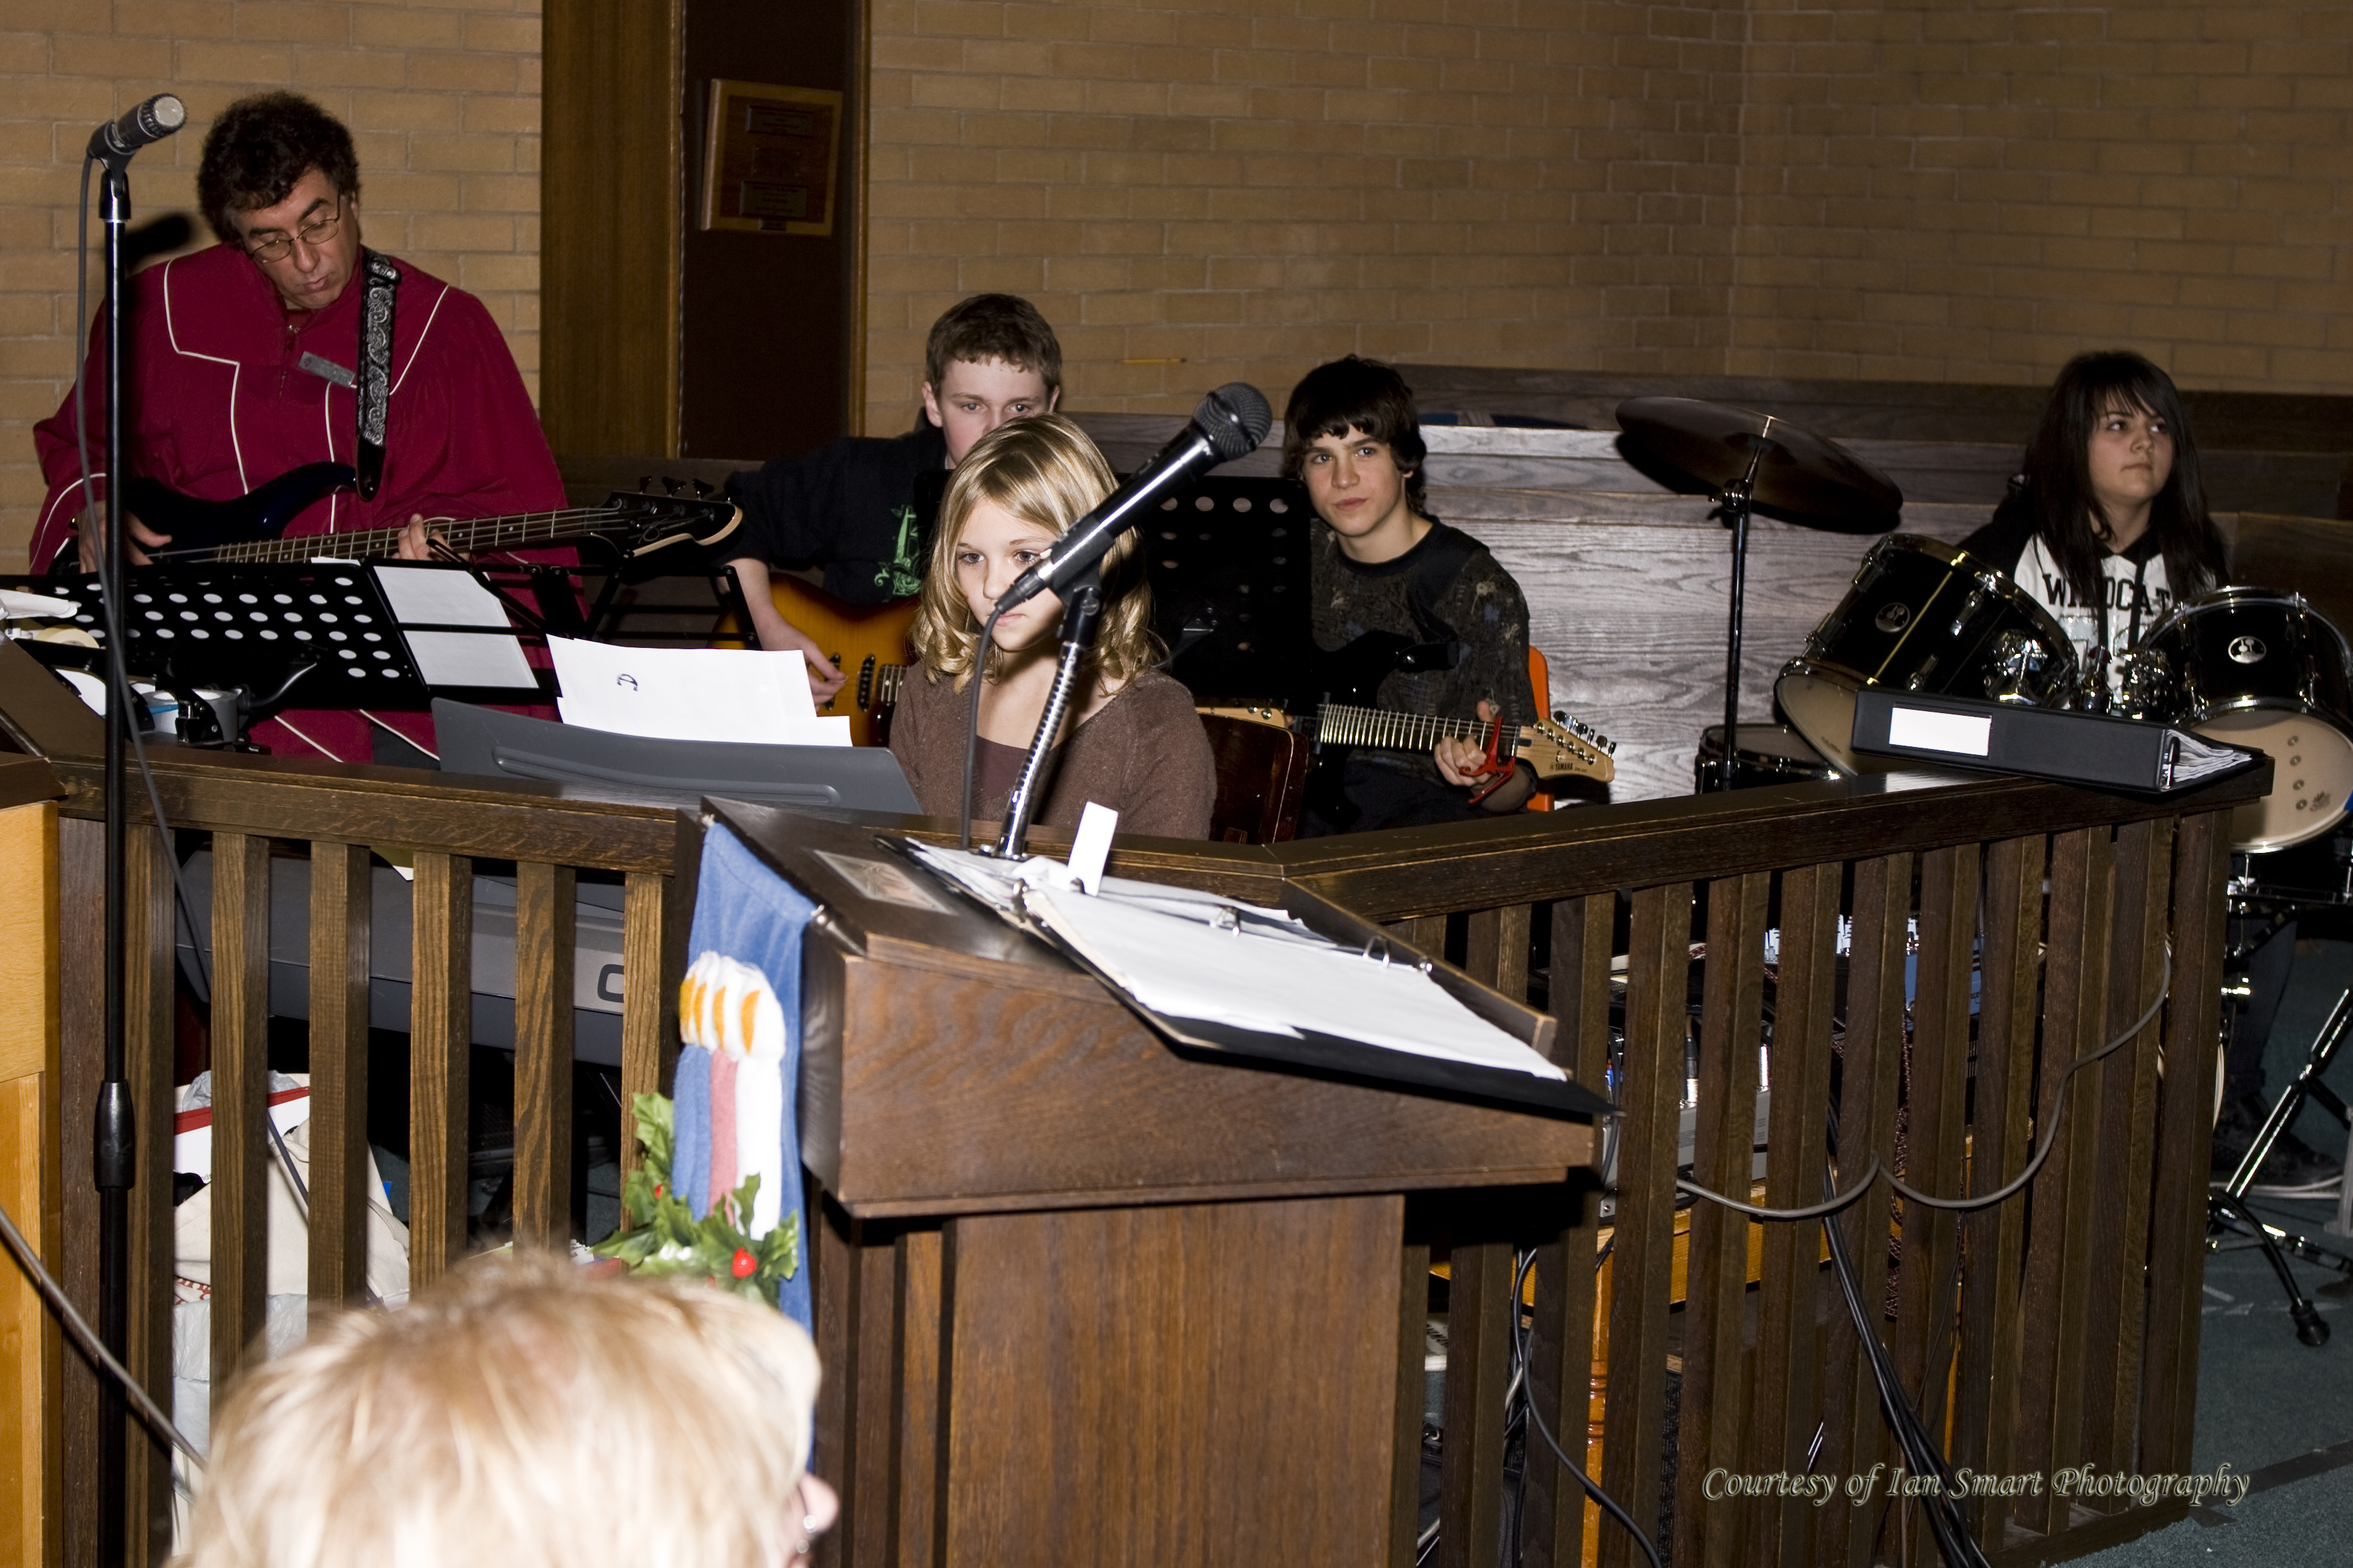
{"left": 1777, "top": 535, "right": 2079, "bottom": 772}
{"left": 2135, "top": 588, "right": 2353, "bottom": 852}
{"left": 1695, "top": 724, "right": 1838, "bottom": 794}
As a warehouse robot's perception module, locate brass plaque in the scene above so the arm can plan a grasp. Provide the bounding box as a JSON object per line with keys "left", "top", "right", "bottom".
{"left": 700, "top": 79, "right": 842, "bottom": 237}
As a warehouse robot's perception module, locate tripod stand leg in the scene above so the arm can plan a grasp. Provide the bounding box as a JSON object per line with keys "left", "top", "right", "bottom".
{"left": 2225, "top": 987, "right": 2353, "bottom": 1196}
{"left": 2212, "top": 1192, "right": 2330, "bottom": 1346}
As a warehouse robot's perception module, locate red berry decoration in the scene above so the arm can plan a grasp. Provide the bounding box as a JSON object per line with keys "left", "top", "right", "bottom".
{"left": 653, "top": 1182, "right": 665, "bottom": 1199}
{"left": 731, "top": 1248, "right": 757, "bottom": 1280}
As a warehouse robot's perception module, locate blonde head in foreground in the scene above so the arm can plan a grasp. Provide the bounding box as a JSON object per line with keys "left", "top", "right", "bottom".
{"left": 182, "top": 1254, "right": 829, "bottom": 1568}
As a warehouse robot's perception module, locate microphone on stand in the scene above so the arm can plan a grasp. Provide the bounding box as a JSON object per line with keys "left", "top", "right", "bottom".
{"left": 88, "top": 94, "right": 187, "bottom": 164}
{"left": 994, "top": 382, "right": 1273, "bottom": 613}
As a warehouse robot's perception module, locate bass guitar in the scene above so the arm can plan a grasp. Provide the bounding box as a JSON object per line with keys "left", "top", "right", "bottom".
{"left": 111, "top": 463, "right": 745, "bottom": 566}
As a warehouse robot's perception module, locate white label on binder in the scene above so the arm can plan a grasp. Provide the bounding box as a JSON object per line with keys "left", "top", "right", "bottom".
{"left": 1889, "top": 706, "right": 1991, "bottom": 756}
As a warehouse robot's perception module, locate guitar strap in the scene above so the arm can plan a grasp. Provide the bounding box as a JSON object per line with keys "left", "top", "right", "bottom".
{"left": 352, "top": 249, "right": 401, "bottom": 501}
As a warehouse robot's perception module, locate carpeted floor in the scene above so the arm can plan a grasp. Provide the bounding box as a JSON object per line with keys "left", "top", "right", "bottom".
{"left": 2067, "top": 939, "right": 2353, "bottom": 1568}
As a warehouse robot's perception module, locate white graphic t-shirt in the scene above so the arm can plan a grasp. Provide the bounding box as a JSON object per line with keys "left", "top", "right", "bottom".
{"left": 2012, "top": 534, "right": 2175, "bottom": 696}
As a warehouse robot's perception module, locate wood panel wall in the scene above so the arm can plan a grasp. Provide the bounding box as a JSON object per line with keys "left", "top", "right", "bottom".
{"left": 541, "top": 0, "right": 686, "bottom": 459}
{"left": 0, "top": 800, "right": 61, "bottom": 1568}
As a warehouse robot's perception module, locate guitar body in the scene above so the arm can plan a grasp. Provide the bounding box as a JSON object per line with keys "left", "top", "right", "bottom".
{"left": 1198, "top": 706, "right": 1310, "bottom": 844}
{"left": 759, "top": 575, "right": 922, "bottom": 747}
{"left": 121, "top": 462, "right": 357, "bottom": 558}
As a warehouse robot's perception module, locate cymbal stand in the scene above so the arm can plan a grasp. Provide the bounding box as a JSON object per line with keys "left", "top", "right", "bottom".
{"left": 1714, "top": 434, "right": 1772, "bottom": 792}
{"left": 2209, "top": 981, "right": 2353, "bottom": 1347}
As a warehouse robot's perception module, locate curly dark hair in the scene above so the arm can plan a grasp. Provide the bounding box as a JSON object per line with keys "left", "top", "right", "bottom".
{"left": 196, "top": 93, "right": 360, "bottom": 244}
{"left": 1281, "top": 356, "right": 1429, "bottom": 511}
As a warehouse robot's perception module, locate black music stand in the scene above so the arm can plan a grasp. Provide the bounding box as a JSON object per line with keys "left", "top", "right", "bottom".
{"left": 1143, "top": 475, "right": 1316, "bottom": 704}
{"left": 46, "top": 559, "right": 548, "bottom": 720}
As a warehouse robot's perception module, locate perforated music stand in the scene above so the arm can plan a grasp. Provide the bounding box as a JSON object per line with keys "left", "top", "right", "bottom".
{"left": 48, "top": 559, "right": 548, "bottom": 710}
{"left": 1143, "top": 475, "right": 1316, "bottom": 703}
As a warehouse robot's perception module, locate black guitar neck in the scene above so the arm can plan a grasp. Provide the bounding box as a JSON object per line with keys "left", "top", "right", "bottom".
{"left": 111, "top": 465, "right": 741, "bottom": 567}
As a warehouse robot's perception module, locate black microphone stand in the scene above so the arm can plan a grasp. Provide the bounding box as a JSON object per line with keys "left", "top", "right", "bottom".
{"left": 93, "top": 148, "right": 138, "bottom": 1568}
{"left": 996, "top": 564, "right": 1104, "bottom": 860}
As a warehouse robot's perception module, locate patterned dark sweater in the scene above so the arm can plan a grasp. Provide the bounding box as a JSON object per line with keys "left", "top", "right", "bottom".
{"left": 1307, "top": 517, "right": 1536, "bottom": 788}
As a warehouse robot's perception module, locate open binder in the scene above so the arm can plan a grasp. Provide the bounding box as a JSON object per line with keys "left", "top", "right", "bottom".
{"left": 709, "top": 801, "right": 1609, "bottom": 1121}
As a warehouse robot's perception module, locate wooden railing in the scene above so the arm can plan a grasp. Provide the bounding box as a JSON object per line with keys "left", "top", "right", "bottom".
{"left": 2, "top": 641, "right": 2259, "bottom": 1567}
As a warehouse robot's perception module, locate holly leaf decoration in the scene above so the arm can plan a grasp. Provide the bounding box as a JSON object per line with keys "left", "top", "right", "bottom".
{"left": 593, "top": 1091, "right": 799, "bottom": 1306}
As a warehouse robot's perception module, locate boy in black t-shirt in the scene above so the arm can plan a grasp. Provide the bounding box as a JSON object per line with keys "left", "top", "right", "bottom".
{"left": 724, "top": 294, "right": 1062, "bottom": 698}
{"left": 1287, "top": 356, "right": 1540, "bottom": 833}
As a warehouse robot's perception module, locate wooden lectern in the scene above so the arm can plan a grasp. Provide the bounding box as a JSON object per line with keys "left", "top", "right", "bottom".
{"left": 713, "top": 803, "right": 1598, "bottom": 1567}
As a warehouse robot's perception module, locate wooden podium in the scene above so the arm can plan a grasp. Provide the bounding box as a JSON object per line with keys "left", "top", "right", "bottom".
{"left": 714, "top": 804, "right": 1598, "bottom": 1567}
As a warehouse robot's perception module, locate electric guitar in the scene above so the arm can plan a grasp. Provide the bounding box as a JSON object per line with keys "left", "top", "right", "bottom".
{"left": 1198, "top": 702, "right": 1616, "bottom": 786}
{"left": 757, "top": 575, "right": 921, "bottom": 748}
{"left": 106, "top": 462, "right": 745, "bottom": 566}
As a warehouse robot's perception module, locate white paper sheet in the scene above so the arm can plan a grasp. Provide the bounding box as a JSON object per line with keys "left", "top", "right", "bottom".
{"left": 546, "top": 636, "right": 846, "bottom": 746}
{"left": 904, "top": 844, "right": 1562, "bottom": 1079}
{"left": 372, "top": 564, "right": 513, "bottom": 628}
{"left": 401, "top": 630, "right": 540, "bottom": 690}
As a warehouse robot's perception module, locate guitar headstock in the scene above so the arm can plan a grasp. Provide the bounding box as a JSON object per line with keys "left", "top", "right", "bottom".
{"left": 607, "top": 484, "right": 745, "bottom": 558}
{"left": 1517, "top": 710, "right": 1616, "bottom": 784}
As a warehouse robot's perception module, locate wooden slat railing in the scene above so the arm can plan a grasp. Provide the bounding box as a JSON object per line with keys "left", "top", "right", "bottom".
{"left": 5, "top": 643, "right": 2261, "bottom": 1567}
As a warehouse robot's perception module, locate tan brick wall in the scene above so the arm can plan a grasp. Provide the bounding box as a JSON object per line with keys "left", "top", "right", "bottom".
{"left": 1727, "top": 2, "right": 2353, "bottom": 392}
{"left": 0, "top": 0, "right": 545, "bottom": 571}
{"left": 863, "top": 0, "right": 2353, "bottom": 431}
{"left": 859, "top": 0, "right": 1752, "bottom": 432}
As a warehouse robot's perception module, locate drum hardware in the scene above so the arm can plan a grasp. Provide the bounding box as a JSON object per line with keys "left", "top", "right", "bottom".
{"left": 1776, "top": 534, "right": 2077, "bottom": 774}
{"left": 1693, "top": 722, "right": 1838, "bottom": 795}
{"left": 2209, "top": 985, "right": 2353, "bottom": 1346}
{"left": 1616, "top": 397, "right": 1903, "bottom": 792}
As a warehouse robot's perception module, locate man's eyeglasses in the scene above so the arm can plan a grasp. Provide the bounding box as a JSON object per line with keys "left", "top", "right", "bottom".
{"left": 244, "top": 201, "right": 342, "bottom": 264}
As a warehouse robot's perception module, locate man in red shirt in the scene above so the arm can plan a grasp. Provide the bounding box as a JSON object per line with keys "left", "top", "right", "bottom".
{"left": 32, "top": 92, "right": 566, "bottom": 762}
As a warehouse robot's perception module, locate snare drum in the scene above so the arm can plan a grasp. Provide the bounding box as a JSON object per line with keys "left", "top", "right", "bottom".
{"left": 2135, "top": 588, "right": 2353, "bottom": 852}
{"left": 1777, "top": 535, "right": 2079, "bottom": 772}
{"left": 1694, "top": 724, "right": 1838, "bottom": 794}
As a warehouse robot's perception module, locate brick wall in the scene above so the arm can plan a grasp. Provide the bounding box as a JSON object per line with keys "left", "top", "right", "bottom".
{"left": 0, "top": 0, "right": 545, "bottom": 570}
{"left": 859, "top": 0, "right": 1752, "bottom": 433}
{"left": 1727, "top": 2, "right": 2353, "bottom": 390}
{"left": 861, "top": 0, "right": 2353, "bottom": 431}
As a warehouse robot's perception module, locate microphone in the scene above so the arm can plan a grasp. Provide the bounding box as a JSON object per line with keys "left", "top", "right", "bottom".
{"left": 996, "top": 382, "right": 1273, "bottom": 612}
{"left": 89, "top": 94, "right": 187, "bottom": 164}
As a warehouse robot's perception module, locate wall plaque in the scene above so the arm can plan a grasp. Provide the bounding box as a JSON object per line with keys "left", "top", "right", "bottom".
{"left": 699, "top": 79, "right": 842, "bottom": 237}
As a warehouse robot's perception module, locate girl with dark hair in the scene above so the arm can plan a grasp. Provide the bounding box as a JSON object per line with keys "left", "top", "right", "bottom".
{"left": 1959, "top": 350, "right": 2230, "bottom": 695}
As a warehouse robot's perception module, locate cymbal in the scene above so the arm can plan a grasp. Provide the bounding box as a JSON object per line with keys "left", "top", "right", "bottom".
{"left": 1616, "top": 397, "right": 1902, "bottom": 533}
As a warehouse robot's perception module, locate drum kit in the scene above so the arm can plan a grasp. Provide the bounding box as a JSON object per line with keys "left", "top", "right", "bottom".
{"left": 1625, "top": 394, "right": 2353, "bottom": 1338}
{"left": 1617, "top": 395, "right": 2353, "bottom": 866}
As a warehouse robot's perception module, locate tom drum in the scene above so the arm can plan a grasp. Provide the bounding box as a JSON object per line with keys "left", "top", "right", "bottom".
{"left": 1777, "top": 535, "right": 2079, "bottom": 773}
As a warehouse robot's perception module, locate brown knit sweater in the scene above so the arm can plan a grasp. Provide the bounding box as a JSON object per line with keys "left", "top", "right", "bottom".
{"left": 888, "top": 665, "right": 1216, "bottom": 840}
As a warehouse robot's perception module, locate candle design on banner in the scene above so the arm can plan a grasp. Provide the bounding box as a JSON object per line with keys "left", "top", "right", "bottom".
{"left": 675, "top": 951, "right": 789, "bottom": 1240}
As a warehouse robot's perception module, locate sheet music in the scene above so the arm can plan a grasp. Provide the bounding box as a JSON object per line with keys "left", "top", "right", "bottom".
{"left": 372, "top": 564, "right": 513, "bottom": 628}
{"left": 547, "top": 636, "right": 847, "bottom": 746}
{"left": 905, "top": 844, "right": 1564, "bottom": 1080}
{"left": 402, "top": 630, "right": 539, "bottom": 690}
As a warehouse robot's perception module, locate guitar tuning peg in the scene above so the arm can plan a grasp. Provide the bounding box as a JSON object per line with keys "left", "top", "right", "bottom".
{"left": 638, "top": 475, "right": 653, "bottom": 493}
{"left": 663, "top": 476, "right": 682, "bottom": 496}
{"left": 694, "top": 479, "right": 714, "bottom": 498}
